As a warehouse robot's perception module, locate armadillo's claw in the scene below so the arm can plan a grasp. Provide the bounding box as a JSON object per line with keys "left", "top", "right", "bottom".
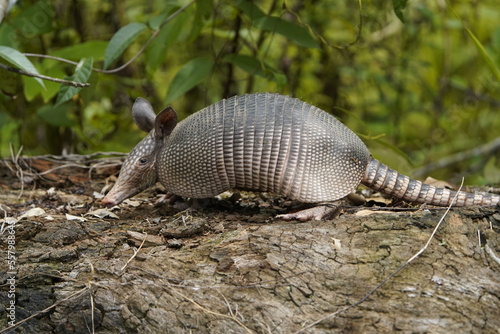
{"left": 276, "top": 202, "right": 342, "bottom": 221}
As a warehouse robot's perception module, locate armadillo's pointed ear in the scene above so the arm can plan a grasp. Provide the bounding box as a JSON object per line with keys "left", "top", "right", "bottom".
{"left": 132, "top": 98, "right": 156, "bottom": 133}
{"left": 154, "top": 106, "right": 178, "bottom": 140}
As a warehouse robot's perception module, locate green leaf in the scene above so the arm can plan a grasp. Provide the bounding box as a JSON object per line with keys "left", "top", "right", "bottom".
{"left": 224, "top": 54, "right": 274, "bottom": 79}
{"left": 0, "top": 23, "right": 17, "bottom": 48}
{"left": 253, "top": 16, "right": 319, "bottom": 48}
{"left": 55, "top": 58, "right": 93, "bottom": 106}
{"left": 165, "top": 57, "right": 212, "bottom": 104}
{"left": 146, "top": 11, "right": 189, "bottom": 70}
{"left": 464, "top": 27, "right": 500, "bottom": 82}
{"left": 10, "top": 0, "right": 55, "bottom": 36}
{"left": 196, "top": 0, "right": 212, "bottom": 19}
{"left": 0, "top": 46, "right": 45, "bottom": 89}
{"left": 189, "top": 1, "right": 211, "bottom": 42}
{"left": 392, "top": 0, "right": 408, "bottom": 23}
{"left": 148, "top": 6, "right": 178, "bottom": 30}
{"left": 224, "top": 54, "right": 287, "bottom": 88}
{"left": 225, "top": 54, "right": 267, "bottom": 77}
{"left": 37, "top": 104, "right": 76, "bottom": 127}
{"left": 104, "top": 23, "right": 147, "bottom": 69}
{"left": 234, "top": 0, "right": 265, "bottom": 21}
{"left": 23, "top": 64, "right": 66, "bottom": 102}
{"left": 492, "top": 27, "right": 500, "bottom": 53}
{"left": 52, "top": 41, "right": 107, "bottom": 61}
{"left": 0, "top": 112, "right": 8, "bottom": 128}
{"left": 0, "top": 64, "right": 18, "bottom": 95}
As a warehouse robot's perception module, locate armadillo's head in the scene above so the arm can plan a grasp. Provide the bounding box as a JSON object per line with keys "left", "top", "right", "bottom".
{"left": 102, "top": 98, "right": 178, "bottom": 207}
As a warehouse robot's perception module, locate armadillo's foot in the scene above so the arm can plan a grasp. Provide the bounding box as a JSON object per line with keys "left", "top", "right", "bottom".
{"left": 156, "top": 193, "right": 213, "bottom": 211}
{"left": 155, "top": 192, "right": 182, "bottom": 205}
{"left": 276, "top": 203, "right": 342, "bottom": 221}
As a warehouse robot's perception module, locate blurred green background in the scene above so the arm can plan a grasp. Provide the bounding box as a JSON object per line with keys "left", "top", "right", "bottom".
{"left": 0, "top": 0, "right": 499, "bottom": 185}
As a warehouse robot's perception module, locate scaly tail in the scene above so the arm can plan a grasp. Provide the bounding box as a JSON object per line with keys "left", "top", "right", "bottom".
{"left": 362, "top": 158, "right": 500, "bottom": 207}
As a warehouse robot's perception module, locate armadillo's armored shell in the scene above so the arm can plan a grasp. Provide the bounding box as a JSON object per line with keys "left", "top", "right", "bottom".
{"left": 157, "top": 93, "right": 371, "bottom": 202}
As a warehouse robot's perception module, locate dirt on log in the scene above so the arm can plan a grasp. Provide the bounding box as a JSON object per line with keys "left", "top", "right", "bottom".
{"left": 0, "top": 155, "right": 499, "bottom": 334}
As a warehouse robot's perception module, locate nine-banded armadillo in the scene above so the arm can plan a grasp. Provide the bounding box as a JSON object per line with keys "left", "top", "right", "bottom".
{"left": 101, "top": 93, "right": 499, "bottom": 220}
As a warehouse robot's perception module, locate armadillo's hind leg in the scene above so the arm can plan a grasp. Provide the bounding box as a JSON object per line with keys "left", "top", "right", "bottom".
{"left": 276, "top": 201, "right": 343, "bottom": 221}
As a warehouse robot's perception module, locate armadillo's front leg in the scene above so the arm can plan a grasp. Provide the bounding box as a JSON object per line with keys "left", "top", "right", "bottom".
{"left": 156, "top": 192, "right": 212, "bottom": 211}
{"left": 276, "top": 201, "right": 343, "bottom": 221}
{"left": 155, "top": 191, "right": 182, "bottom": 205}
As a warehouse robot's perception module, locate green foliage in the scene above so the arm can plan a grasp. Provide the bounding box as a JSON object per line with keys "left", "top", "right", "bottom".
{"left": 165, "top": 57, "right": 212, "bottom": 104}
{"left": 0, "top": 0, "right": 499, "bottom": 185}
{"left": 392, "top": 0, "right": 408, "bottom": 22}
{"left": 55, "top": 58, "right": 94, "bottom": 106}
{"left": 104, "top": 22, "right": 147, "bottom": 69}
{"left": 0, "top": 46, "right": 45, "bottom": 88}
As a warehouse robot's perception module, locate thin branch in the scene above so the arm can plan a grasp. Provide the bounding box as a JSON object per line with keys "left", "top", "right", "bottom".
{"left": 0, "top": 62, "right": 90, "bottom": 87}
{"left": 23, "top": 0, "right": 196, "bottom": 75}
{"left": 120, "top": 232, "right": 148, "bottom": 272}
{"left": 23, "top": 53, "right": 81, "bottom": 66}
{"left": 413, "top": 136, "right": 500, "bottom": 178}
{"left": 2, "top": 1, "right": 195, "bottom": 89}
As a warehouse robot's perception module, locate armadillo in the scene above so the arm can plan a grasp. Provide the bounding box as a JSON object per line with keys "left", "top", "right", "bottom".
{"left": 102, "top": 93, "right": 499, "bottom": 220}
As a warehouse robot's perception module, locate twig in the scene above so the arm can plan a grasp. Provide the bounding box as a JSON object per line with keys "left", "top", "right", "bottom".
{"left": 8, "top": 144, "right": 25, "bottom": 199}
{"left": 120, "top": 232, "right": 148, "bottom": 271}
{"left": 485, "top": 244, "right": 500, "bottom": 266}
{"left": 87, "top": 262, "right": 96, "bottom": 334}
{"left": 0, "top": 62, "right": 90, "bottom": 87}
{"left": 294, "top": 180, "right": 464, "bottom": 334}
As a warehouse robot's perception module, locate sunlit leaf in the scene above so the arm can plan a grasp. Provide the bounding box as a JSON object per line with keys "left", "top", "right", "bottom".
{"left": 0, "top": 46, "right": 45, "bottom": 89}
{"left": 164, "top": 57, "right": 212, "bottom": 104}
{"left": 55, "top": 58, "right": 93, "bottom": 106}
{"left": 104, "top": 23, "right": 147, "bottom": 69}
{"left": 253, "top": 16, "right": 319, "bottom": 48}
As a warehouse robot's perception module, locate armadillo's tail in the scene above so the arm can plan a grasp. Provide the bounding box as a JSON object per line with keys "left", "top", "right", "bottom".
{"left": 361, "top": 158, "right": 500, "bottom": 207}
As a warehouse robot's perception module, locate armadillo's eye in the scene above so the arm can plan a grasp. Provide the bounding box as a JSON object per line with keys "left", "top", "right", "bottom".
{"left": 138, "top": 157, "right": 148, "bottom": 164}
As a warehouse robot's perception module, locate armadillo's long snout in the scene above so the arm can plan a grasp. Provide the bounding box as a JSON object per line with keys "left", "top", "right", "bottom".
{"left": 101, "top": 184, "right": 141, "bottom": 207}
{"left": 101, "top": 195, "right": 117, "bottom": 207}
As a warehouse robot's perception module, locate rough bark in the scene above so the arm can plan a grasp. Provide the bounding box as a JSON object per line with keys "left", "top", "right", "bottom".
{"left": 0, "top": 157, "right": 499, "bottom": 333}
